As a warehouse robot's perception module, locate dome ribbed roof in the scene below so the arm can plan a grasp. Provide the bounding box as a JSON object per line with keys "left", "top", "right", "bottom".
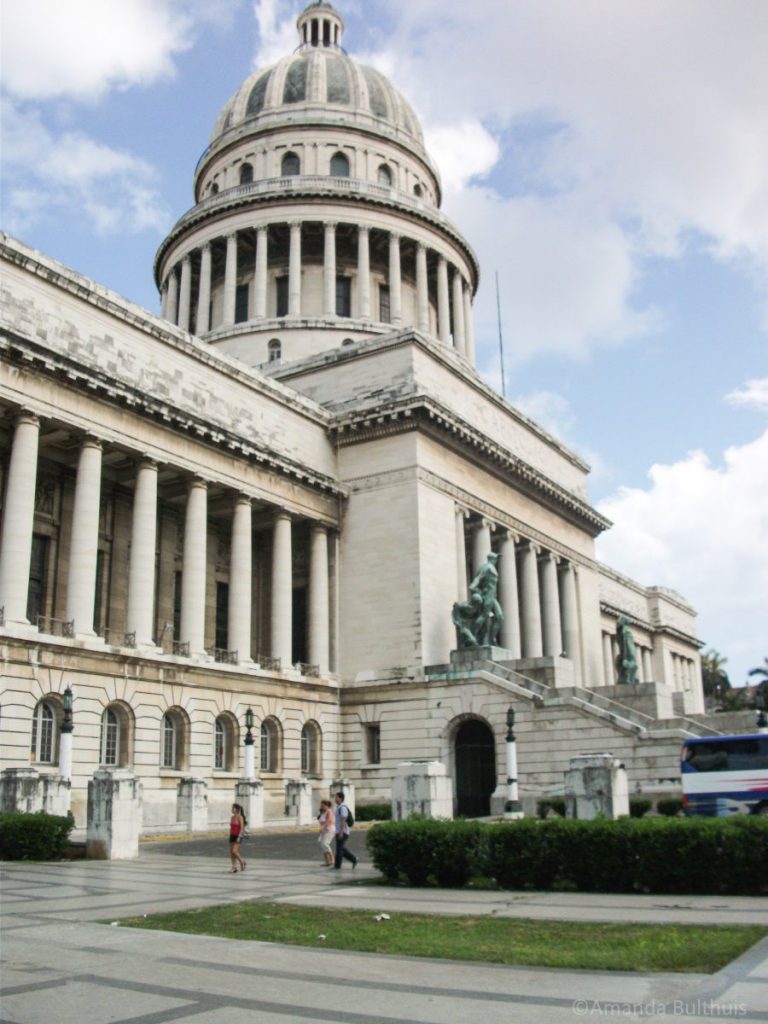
{"left": 210, "top": 38, "right": 425, "bottom": 156}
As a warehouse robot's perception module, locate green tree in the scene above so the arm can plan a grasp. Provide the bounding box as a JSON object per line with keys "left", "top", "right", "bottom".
{"left": 701, "top": 649, "right": 731, "bottom": 708}
{"left": 748, "top": 658, "right": 768, "bottom": 712}
{"left": 747, "top": 657, "right": 768, "bottom": 685}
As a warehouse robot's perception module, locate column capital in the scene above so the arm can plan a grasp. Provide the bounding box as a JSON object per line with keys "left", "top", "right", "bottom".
{"left": 188, "top": 475, "right": 208, "bottom": 492}
{"left": 136, "top": 455, "right": 159, "bottom": 471}
{"left": 234, "top": 493, "right": 252, "bottom": 509}
{"left": 80, "top": 433, "right": 103, "bottom": 451}
{"left": 200, "top": 241, "right": 211, "bottom": 254}
{"left": 389, "top": 231, "right": 401, "bottom": 243}
{"left": 455, "top": 505, "right": 470, "bottom": 520}
{"left": 225, "top": 231, "right": 238, "bottom": 242}
{"left": 324, "top": 220, "right": 338, "bottom": 231}
{"left": 310, "top": 521, "right": 328, "bottom": 537}
{"left": 501, "top": 528, "right": 519, "bottom": 544}
{"left": 524, "top": 540, "right": 541, "bottom": 555}
{"left": 477, "top": 517, "right": 496, "bottom": 532}
{"left": 273, "top": 508, "right": 292, "bottom": 523}
{"left": 289, "top": 219, "right": 302, "bottom": 231}
{"left": 181, "top": 253, "right": 191, "bottom": 265}
{"left": 358, "top": 225, "right": 370, "bottom": 238}
{"left": 13, "top": 410, "right": 40, "bottom": 428}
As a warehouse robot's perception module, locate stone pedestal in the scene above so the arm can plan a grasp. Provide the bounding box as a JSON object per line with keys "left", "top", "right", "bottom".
{"left": 564, "top": 754, "right": 629, "bottom": 820}
{"left": 330, "top": 778, "right": 355, "bottom": 811}
{"left": 87, "top": 769, "right": 142, "bottom": 859}
{"left": 285, "top": 779, "right": 313, "bottom": 825}
{"left": 391, "top": 761, "right": 453, "bottom": 821}
{"left": 449, "top": 646, "right": 515, "bottom": 667}
{"left": 235, "top": 779, "right": 264, "bottom": 829}
{"left": 0, "top": 768, "right": 72, "bottom": 816}
{"left": 593, "top": 682, "right": 674, "bottom": 720}
{"left": 177, "top": 778, "right": 208, "bottom": 832}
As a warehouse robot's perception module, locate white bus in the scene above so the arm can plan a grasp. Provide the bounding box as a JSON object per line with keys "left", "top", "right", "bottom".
{"left": 681, "top": 734, "right": 768, "bottom": 817}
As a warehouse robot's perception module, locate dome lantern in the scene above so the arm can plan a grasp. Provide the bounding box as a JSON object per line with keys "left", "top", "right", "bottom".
{"left": 297, "top": 1, "right": 344, "bottom": 51}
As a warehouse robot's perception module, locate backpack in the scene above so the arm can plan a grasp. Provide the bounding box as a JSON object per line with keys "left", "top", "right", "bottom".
{"left": 343, "top": 804, "right": 354, "bottom": 828}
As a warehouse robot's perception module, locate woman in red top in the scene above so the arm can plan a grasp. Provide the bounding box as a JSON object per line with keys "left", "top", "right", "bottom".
{"left": 229, "top": 803, "right": 246, "bottom": 873}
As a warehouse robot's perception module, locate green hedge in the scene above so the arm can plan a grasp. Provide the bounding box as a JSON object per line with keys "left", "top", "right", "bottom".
{"left": 656, "top": 797, "right": 683, "bottom": 817}
{"left": 0, "top": 810, "right": 74, "bottom": 861}
{"left": 536, "top": 798, "right": 566, "bottom": 819}
{"left": 629, "top": 798, "right": 653, "bottom": 818}
{"left": 354, "top": 802, "right": 392, "bottom": 822}
{"left": 365, "top": 817, "right": 768, "bottom": 895}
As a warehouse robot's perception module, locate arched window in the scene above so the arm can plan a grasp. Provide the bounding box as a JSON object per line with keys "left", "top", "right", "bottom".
{"left": 413, "top": 183, "right": 423, "bottom": 198}
{"left": 239, "top": 162, "right": 253, "bottom": 185}
{"left": 301, "top": 721, "right": 321, "bottom": 775}
{"left": 100, "top": 708, "right": 120, "bottom": 766}
{"left": 268, "top": 338, "right": 282, "bottom": 362}
{"left": 281, "top": 152, "right": 300, "bottom": 177}
{"left": 161, "top": 708, "right": 187, "bottom": 770}
{"left": 214, "top": 714, "right": 238, "bottom": 772}
{"left": 330, "top": 151, "right": 350, "bottom": 177}
{"left": 377, "top": 163, "right": 392, "bottom": 187}
{"left": 260, "top": 717, "right": 280, "bottom": 773}
{"left": 99, "top": 702, "right": 133, "bottom": 767}
{"left": 341, "top": 337, "right": 355, "bottom": 347}
{"left": 31, "top": 699, "right": 59, "bottom": 765}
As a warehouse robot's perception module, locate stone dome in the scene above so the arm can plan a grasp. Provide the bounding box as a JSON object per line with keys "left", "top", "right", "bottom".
{"left": 209, "top": 4, "right": 426, "bottom": 159}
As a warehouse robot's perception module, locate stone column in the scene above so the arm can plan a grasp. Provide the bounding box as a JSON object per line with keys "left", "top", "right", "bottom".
{"left": 270, "top": 512, "right": 292, "bottom": 667}
{"left": 329, "top": 531, "right": 340, "bottom": 673}
{"left": 452, "top": 270, "right": 466, "bottom": 355}
{"left": 323, "top": 221, "right": 337, "bottom": 317}
{"left": 472, "top": 518, "right": 492, "bottom": 574}
{"left": 222, "top": 232, "right": 238, "bottom": 326}
{"left": 389, "top": 232, "right": 402, "bottom": 325}
{"left": 559, "top": 560, "right": 581, "bottom": 679}
{"left": 196, "top": 242, "right": 212, "bottom": 333}
{"left": 602, "top": 632, "right": 614, "bottom": 686}
{"left": 0, "top": 413, "right": 39, "bottom": 625}
{"left": 308, "top": 524, "right": 329, "bottom": 674}
{"left": 519, "top": 542, "right": 543, "bottom": 658}
{"left": 180, "top": 478, "right": 208, "bottom": 656}
{"left": 357, "top": 226, "right": 370, "bottom": 319}
{"left": 165, "top": 269, "right": 179, "bottom": 325}
{"left": 499, "top": 531, "right": 521, "bottom": 657}
{"left": 66, "top": 436, "right": 103, "bottom": 637}
{"left": 455, "top": 506, "right": 468, "bottom": 601}
{"left": 642, "top": 647, "right": 653, "bottom": 682}
{"left": 463, "top": 283, "right": 476, "bottom": 365}
{"left": 437, "top": 256, "right": 451, "bottom": 344}
{"left": 254, "top": 226, "right": 268, "bottom": 319}
{"left": 416, "top": 243, "right": 429, "bottom": 332}
{"left": 540, "top": 552, "right": 562, "bottom": 657}
{"left": 289, "top": 220, "right": 302, "bottom": 317}
{"left": 229, "top": 496, "right": 252, "bottom": 663}
{"left": 160, "top": 282, "right": 169, "bottom": 320}
{"left": 126, "top": 459, "right": 158, "bottom": 647}
{"left": 177, "top": 255, "right": 192, "bottom": 332}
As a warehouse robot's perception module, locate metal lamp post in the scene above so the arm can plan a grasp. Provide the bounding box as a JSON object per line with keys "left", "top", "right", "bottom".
{"left": 503, "top": 706, "right": 523, "bottom": 819}
{"left": 59, "top": 685, "right": 74, "bottom": 783}
{"left": 243, "top": 706, "right": 255, "bottom": 779}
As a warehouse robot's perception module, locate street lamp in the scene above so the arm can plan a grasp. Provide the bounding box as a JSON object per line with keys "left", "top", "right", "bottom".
{"left": 243, "top": 707, "right": 255, "bottom": 779}
{"left": 59, "top": 685, "right": 74, "bottom": 784}
{"left": 504, "top": 706, "right": 523, "bottom": 819}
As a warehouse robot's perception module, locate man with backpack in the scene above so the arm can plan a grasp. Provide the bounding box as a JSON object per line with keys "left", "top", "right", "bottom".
{"left": 333, "top": 791, "right": 358, "bottom": 870}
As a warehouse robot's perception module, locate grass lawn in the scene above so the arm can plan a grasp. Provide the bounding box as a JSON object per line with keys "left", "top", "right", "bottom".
{"left": 119, "top": 902, "right": 766, "bottom": 973}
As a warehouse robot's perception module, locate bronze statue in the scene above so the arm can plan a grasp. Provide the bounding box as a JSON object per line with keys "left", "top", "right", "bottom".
{"left": 451, "top": 552, "right": 504, "bottom": 649}
{"left": 615, "top": 615, "right": 639, "bottom": 685}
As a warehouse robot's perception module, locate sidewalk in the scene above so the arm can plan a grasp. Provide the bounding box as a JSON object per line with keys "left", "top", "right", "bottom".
{"left": 2, "top": 849, "right": 767, "bottom": 1024}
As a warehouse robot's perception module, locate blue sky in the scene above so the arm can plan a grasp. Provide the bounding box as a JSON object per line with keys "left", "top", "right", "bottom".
{"left": 2, "top": 0, "right": 766, "bottom": 687}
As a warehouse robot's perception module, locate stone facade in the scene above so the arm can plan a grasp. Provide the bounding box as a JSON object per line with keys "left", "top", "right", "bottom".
{"left": 0, "top": 2, "right": 718, "bottom": 829}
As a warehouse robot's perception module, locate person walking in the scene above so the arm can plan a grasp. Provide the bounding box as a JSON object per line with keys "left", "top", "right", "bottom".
{"left": 333, "top": 791, "right": 358, "bottom": 870}
{"left": 228, "top": 803, "right": 247, "bottom": 873}
{"left": 317, "top": 798, "right": 335, "bottom": 866}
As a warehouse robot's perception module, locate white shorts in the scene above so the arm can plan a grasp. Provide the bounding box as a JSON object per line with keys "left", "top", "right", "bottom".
{"left": 319, "top": 831, "right": 334, "bottom": 853}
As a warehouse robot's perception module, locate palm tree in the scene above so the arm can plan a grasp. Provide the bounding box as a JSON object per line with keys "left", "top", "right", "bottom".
{"left": 748, "top": 657, "right": 768, "bottom": 712}
{"left": 747, "top": 657, "right": 768, "bottom": 684}
{"left": 701, "top": 649, "right": 731, "bottom": 707}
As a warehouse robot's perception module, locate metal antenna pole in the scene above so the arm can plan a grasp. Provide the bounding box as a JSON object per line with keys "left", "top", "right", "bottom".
{"left": 495, "top": 270, "right": 506, "bottom": 399}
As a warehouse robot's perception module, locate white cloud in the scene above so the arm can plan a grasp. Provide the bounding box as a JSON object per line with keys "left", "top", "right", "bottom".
{"left": 596, "top": 430, "right": 768, "bottom": 684}
{"left": 425, "top": 121, "right": 499, "bottom": 193}
{"left": 364, "top": 0, "right": 768, "bottom": 362}
{"left": 726, "top": 377, "right": 768, "bottom": 412}
{"left": 1, "top": 100, "right": 168, "bottom": 235}
{"left": 252, "top": 0, "right": 299, "bottom": 67}
{"left": 0, "top": 0, "right": 202, "bottom": 101}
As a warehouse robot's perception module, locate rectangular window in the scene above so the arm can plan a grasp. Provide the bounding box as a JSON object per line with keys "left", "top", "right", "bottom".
{"left": 93, "top": 549, "right": 106, "bottom": 634}
{"left": 379, "top": 284, "right": 391, "bottom": 323}
{"left": 365, "top": 724, "right": 381, "bottom": 765}
{"left": 235, "top": 283, "right": 249, "bottom": 323}
{"left": 215, "top": 581, "right": 229, "bottom": 650}
{"left": 173, "top": 571, "right": 182, "bottom": 642}
{"left": 276, "top": 275, "right": 289, "bottom": 317}
{"left": 214, "top": 721, "right": 225, "bottom": 770}
{"left": 336, "top": 276, "right": 351, "bottom": 317}
{"left": 26, "top": 534, "right": 49, "bottom": 624}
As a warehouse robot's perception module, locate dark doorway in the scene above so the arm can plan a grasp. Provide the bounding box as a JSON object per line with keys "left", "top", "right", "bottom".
{"left": 292, "top": 585, "right": 307, "bottom": 665}
{"left": 455, "top": 719, "right": 496, "bottom": 817}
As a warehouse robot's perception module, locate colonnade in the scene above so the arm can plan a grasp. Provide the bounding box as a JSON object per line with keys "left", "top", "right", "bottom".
{"left": 0, "top": 412, "right": 334, "bottom": 675}
{"left": 455, "top": 509, "right": 582, "bottom": 668}
{"left": 160, "top": 219, "right": 475, "bottom": 361}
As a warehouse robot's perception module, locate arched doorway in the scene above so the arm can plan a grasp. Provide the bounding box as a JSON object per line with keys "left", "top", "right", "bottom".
{"left": 454, "top": 719, "right": 496, "bottom": 817}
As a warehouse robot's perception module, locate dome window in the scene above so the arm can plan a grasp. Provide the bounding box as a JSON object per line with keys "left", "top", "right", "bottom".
{"left": 362, "top": 67, "right": 388, "bottom": 119}
{"left": 413, "top": 184, "right": 423, "bottom": 198}
{"left": 283, "top": 59, "right": 308, "bottom": 104}
{"left": 281, "top": 152, "right": 300, "bottom": 177}
{"left": 326, "top": 56, "right": 350, "bottom": 104}
{"left": 377, "top": 164, "right": 393, "bottom": 187}
{"left": 239, "top": 163, "right": 253, "bottom": 185}
{"left": 330, "top": 151, "right": 349, "bottom": 177}
{"left": 268, "top": 338, "right": 282, "bottom": 362}
{"left": 246, "top": 70, "right": 271, "bottom": 118}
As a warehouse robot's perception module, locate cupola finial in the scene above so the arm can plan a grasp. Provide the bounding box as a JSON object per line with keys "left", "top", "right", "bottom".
{"left": 297, "top": 2, "right": 344, "bottom": 51}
